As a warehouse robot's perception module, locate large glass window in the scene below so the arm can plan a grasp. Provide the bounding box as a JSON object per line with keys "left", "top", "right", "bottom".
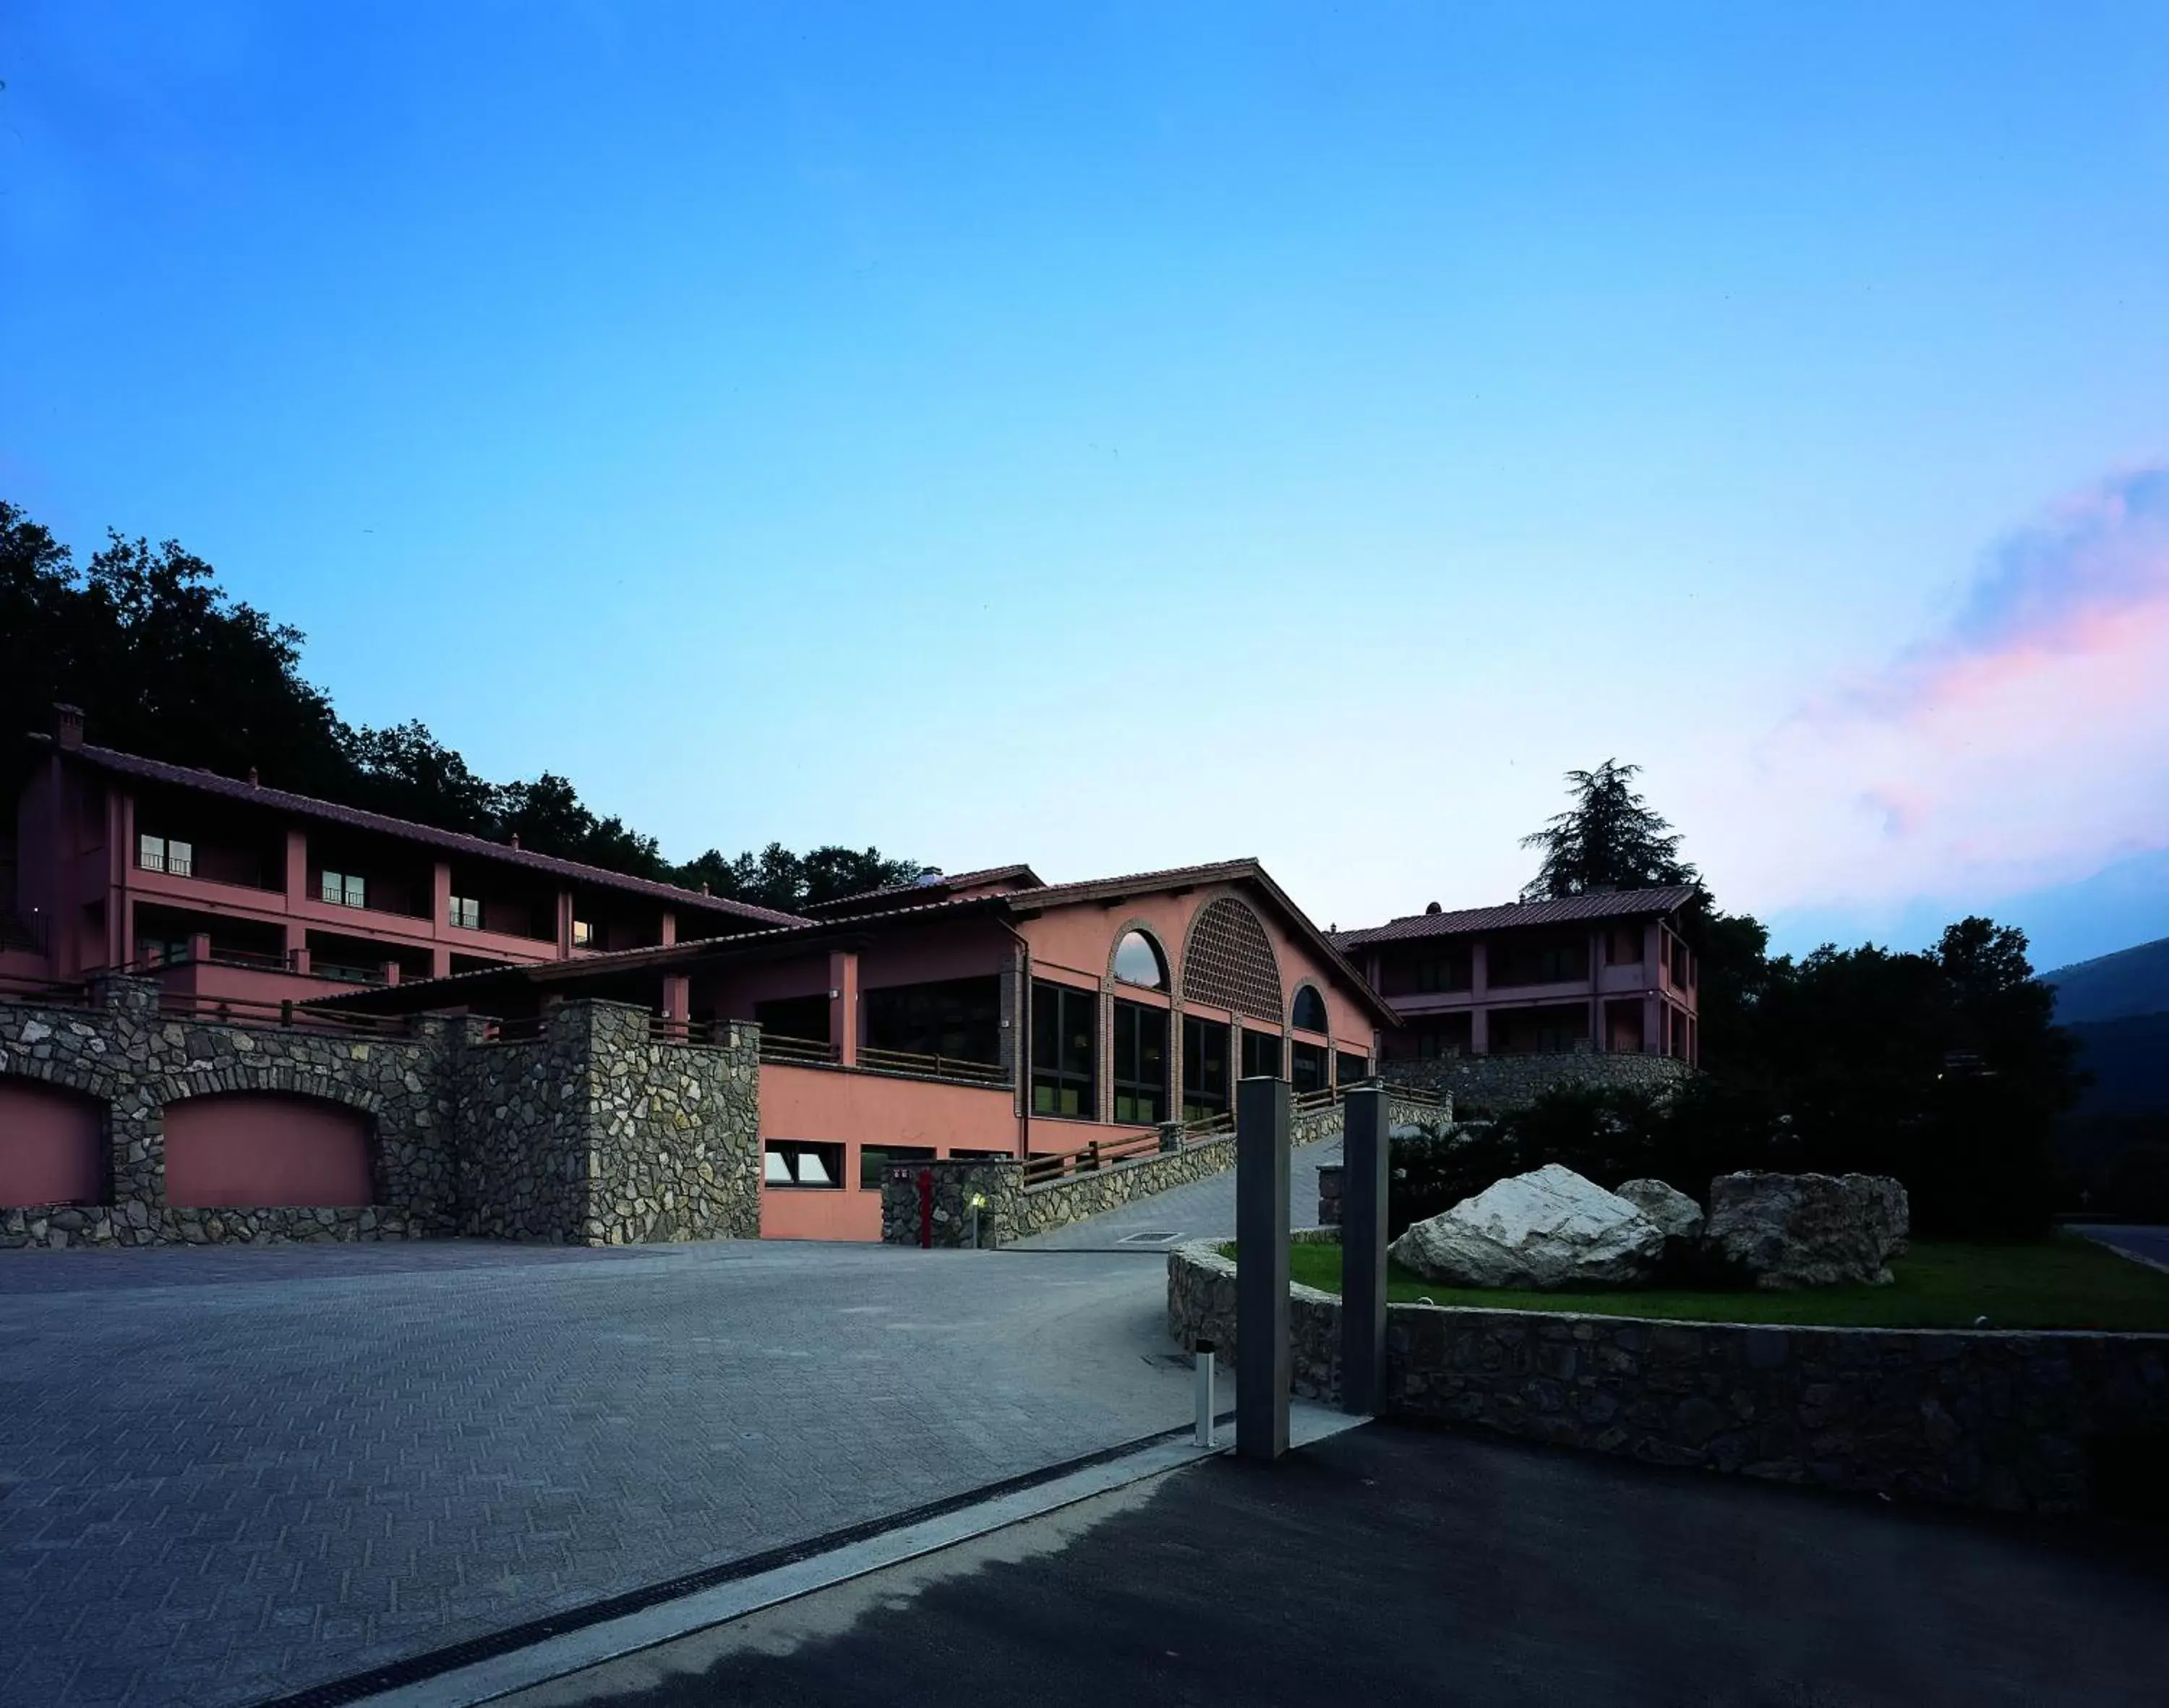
{"left": 755, "top": 994, "right": 831, "bottom": 1043}
{"left": 1239, "top": 1028, "right": 1281, "bottom": 1081}
{"left": 1032, "top": 981, "right": 1098, "bottom": 1119}
{"left": 1181, "top": 1015, "right": 1229, "bottom": 1122}
{"left": 137, "top": 834, "right": 194, "bottom": 879}
{"left": 1113, "top": 930, "right": 1168, "bottom": 989}
{"left": 866, "top": 976, "right": 1001, "bottom": 1064}
{"left": 1335, "top": 1049, "right": 1371, "bottom": 1087}
{"left": 1291, "top": 1041, "right": 1327, "bottom": 1093}
{"left": 1291, "top": 986, "right": 1328, "bottom": 1033}
{"left": 450, "top": 895, "right": 482, "bottom": 931}
{"left": 1111, "top": 1000, "right": 1168, "bottom": 1124}
{"left": 320, "top": 870, "right": 366, "bottom": 909}
{"left": 1414, "top": 950, "right": 1472, "bottom": 993}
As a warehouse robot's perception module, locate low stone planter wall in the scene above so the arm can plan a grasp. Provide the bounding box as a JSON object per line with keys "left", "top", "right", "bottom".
{"left": 1165, "top": 1242, "right": 2169, "bottom": 1515}
{"left": 1381, "top": 1051, "right": 1688, "bottom": 1113}
{"left": 1, "top": 1204, "right": 425, "bottom": 1250}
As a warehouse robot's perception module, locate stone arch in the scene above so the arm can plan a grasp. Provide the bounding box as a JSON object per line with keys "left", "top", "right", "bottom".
{"left": 1106, "top": 918, "right": 1172, "bottom": 991}
{"left": 1180, "top": 894, "right": 1283, "bottom": 1024}
{"left": 149, "top": 1060, "right": 388, "bottom": 1119}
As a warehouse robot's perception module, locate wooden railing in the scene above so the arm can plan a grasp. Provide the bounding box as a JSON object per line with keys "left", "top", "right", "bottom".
{"left": 648, "top": 1015, "right": 740, "bottom": 1047}
{"left": 756, "top": 1032, "right": 841, "bottom": 1067}
{"left": 479, "top": 1014, "right": 548, "bottom": 1045}
{"left": 153, "top": 988, "right": 411, "bottom": 1036}
{"left": 0, "top": 971, "right": 90, "bottom": 1007}
{"left": 1022, "top": 1125, "right": 1165, "bottom": 1186}
{"left": 855, "top": 1043, "right": 1009, "bottom": 1086}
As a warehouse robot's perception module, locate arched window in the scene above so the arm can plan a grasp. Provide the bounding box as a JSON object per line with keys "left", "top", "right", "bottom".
{"left": 1113, "top": 929, "right": 1168, "bottom": 990}
{"left": 1291, "top": 986, "right": 1328, "bottom": 1034}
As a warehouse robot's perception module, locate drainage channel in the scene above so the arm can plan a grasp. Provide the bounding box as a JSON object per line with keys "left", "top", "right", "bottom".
{"left": 260, "top": 1419, "right": 1229, "bottom": 1708}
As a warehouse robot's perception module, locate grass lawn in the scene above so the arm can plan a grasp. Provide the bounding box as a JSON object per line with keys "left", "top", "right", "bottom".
{"left": 1232, "top": 1234, "right": 2169, "bottom": 1331}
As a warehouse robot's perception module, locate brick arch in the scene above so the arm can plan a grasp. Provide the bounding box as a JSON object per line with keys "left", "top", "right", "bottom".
{"left": 1106, "top": 918, "right": 1173, "bottom": 991}
{"left": 1289, "top": 981, "right": 1330, "bottom": 1036}
{"left": 1180, "top": 894, "right": 1283, "bottom": 1024}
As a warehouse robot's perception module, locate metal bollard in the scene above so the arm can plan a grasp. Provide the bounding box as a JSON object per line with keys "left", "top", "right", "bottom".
{"left": 1194, "top": 1339, "right": 1217, "bottom": 1448}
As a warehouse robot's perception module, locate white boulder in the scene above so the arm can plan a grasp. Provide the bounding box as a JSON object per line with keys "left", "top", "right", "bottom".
{"left": 1388, "top": 1163, "right": 1666, "bottom": 1289}
{"left": 1613, "top": 1178, "right": 1706, "bottom": 1242}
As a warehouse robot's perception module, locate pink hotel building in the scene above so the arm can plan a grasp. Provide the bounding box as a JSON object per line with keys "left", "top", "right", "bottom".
{"left": 3, "top": 711, "right": 1695, "bottom": 1240}
{"left": 4, "top": 712, "right": 1393, "bottom": 1239}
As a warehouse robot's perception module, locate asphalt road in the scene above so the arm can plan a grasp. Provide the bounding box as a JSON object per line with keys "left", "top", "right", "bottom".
{"left": 2082, "top": 1224, "right": 2169, "bottom": 1271}
{"left": 0, "top": 1239, "right": 1187, "bottom": 1708}
{"left": 507, "top": 1419, "right": 2169, "bottom": 1708}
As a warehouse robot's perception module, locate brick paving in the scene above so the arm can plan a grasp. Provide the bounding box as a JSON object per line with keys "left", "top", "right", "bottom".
{"left": 0, "top": 1239, "right": 1191, "bottom": 1707}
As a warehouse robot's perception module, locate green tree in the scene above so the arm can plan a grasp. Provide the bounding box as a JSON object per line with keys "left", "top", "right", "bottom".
{"left": 1520, "top": 759, "right": 1696, "bottom": 900}
{"left": 3, "top": 498, "right": 928, "bottom": 904}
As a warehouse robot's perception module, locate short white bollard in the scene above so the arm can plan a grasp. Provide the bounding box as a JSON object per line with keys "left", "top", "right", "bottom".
{"left": 1194, "top": 1339, "right": 1217, "bottom": 1448}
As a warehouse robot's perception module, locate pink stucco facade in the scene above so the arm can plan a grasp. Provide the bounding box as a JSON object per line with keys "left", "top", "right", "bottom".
{"left": 161, "top": 1093, "right": 376, "bottom": 1209}
{"left": 1, "top": 714, "right": 784, "bottom": 1009}
{"left": 0, "top": 1077, "right": 105, "bottom": 1206}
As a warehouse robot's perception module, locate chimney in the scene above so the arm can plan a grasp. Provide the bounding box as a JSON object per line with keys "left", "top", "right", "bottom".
{"left": 510, "top": 833, "right": 521, "bottom": 850}
{"left": 1425, "top": 901, "right": 1442, "bottom": 915}
{"left": 701, "top": 881, "right": 711, "bottom": 895}
{"left": 247, "top": 766, "right": 260, "bottom": 788}
{"left": 53, "top": 704, "right": 85, "bottom": 751}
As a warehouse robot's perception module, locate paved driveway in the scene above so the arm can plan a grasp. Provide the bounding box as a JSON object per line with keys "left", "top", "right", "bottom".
{"left": 2083, "top": 1224, "right": 2169, "bottom": 1272}
{"left": 513, "top": 1421, "right": 2169, "bottom": 1707}
{"left": 0, "top": 1239, "right": 1189, "bottom": 1708}
{"left": 1009, "top": 1137, "right": 1340, "bottom": 1251}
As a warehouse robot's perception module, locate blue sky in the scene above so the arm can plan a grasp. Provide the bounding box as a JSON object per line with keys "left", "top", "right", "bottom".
{"left": 4, "top": 3, "right": 2167, "bottom": 971}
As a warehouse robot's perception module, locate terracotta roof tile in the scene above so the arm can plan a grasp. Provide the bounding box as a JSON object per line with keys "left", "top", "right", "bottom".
{"left": 53, "top": 739, "right": 808, "bottom": 926}
{"left": 1331, "top": 884, "right": 1698, "bottom": 947}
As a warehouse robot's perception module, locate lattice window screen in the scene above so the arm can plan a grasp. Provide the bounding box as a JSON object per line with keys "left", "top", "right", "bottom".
{"left": 1181, "top": 897, "right": 1284, "bottom": 1022}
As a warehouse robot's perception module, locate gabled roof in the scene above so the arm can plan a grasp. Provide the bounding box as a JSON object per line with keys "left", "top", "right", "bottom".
{"left": 319, "top": 855, "right": 1400, "bottom": 1028}
{"left": 40, "top": 737, "right": 808, "bottom": 927}
{"left": 1332, "top": 884, "right": 1698, "bottom": 948}
{"left": 800, "top": 863, "right": 1045, "bottom": 918}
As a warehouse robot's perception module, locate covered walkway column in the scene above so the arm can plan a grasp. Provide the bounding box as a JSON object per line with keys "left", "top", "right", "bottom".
{"left": 829, "top": 949, "right": 859, "bottom": 1067}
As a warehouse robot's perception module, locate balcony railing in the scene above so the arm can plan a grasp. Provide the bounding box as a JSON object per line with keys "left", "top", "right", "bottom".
{"left": 757, "top": 1032, "right": 842, "bottom": 1067}
{"left": 856, "top": 1044, "right": 1009, "bottom": 1086}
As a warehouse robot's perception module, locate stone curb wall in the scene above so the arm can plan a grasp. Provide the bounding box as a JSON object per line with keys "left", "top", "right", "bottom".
{"left": 1382, "top": 1051, "right": 1689, "bottom": 1112}
{"left": 1165, "top": 1242, "right": 2169, "bottom": 1515}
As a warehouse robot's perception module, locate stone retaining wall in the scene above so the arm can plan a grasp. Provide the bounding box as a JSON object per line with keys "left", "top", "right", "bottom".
{"left": 1382, "top": 1051, "right": 1689, "bottom": 1112}
{"left": 1, "top": 980, "right": 761, "bottom": 1250}
{"left": 882, "top": 1088, "right": 1456, "bottom": 1247}
{"left": 1165, "top": 1242, "right": 2169, "bottom": 1515}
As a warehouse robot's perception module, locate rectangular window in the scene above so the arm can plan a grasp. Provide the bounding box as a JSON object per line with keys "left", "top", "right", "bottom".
{"left": 1111, "top": 1000, "right": 1168, "bottom": 1125}
{"left": 1290, "top": 1041, "right": 1327, "bottom": 1093}
{"left": 763, "top": 1140, "right": 844, "bottom": 1189}
{"left": 321, "top": 871, "right": 365, "bottom": 909}
{"left": 573, "top": 918, "right": 595, "bottom": 947}
{"left": 1335, "top": 1049, "right": 1371, "bottom": 1087}
{"left": 755, "top": 994, "right": 831, "bottom": 1044}
{"left": 1181, "top": 1016, "right": 1230, "bottom": 1122}
{"left": 860, "top": 1143, "right": 933, "bottom": 1191}
{"left": 137, "top": 835, "right": 194, "bottom": 878}
{"left": 450, "top": 895, "right": 482, "bottom": 931}
{"left": 865, "top": 975, "right": 1001, "bottom": 1065}
{"left": 1031, "top": 981, "right": 1098, "bottom": 1119}
{"left": 1414, "top": 950, "right": 1471, "bottom": 993}
{"left": 1239, "top": 1028, "right": 1281, "bottom": 1081}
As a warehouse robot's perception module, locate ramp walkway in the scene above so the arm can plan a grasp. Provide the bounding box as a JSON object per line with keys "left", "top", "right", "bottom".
{"left": 1007, "top": 1137, "right": 1340, "bottom": 1251}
